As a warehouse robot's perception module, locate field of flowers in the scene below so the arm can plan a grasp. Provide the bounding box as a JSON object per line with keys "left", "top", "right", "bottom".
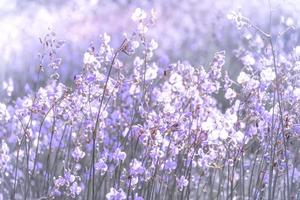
{"left": 1, "top": 0, "right": 300, "bottom": 199}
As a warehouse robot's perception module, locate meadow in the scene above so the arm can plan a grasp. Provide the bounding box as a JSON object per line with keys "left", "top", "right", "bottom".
{"left": 1, "top": 0, "right": 300, "bottom": 199}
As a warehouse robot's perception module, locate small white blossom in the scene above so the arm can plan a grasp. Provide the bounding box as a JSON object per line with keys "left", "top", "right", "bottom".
{"left": 294, "top": 88, "right": 300, "bottom": 99}
{"left": 237, "top": 71, "right": 250, "bottom": 84}
{"left": 219, "top": 129, "right": 229, "bottom": 140}
{"left": 131, "top": 8, "right": 147, "bottom": 21}
{"left": 285, "top": 17, "right": 294, "bottom": 27}
{"left": 149, "top": 39, "right": 158, "bottom": 51}
{"left": 137, "top": 23, "right": 148, "bottom": 34}
{"left": 261, "top": 67, "right": 275, "bottom": 82}
{"left": 2, "top": 78, "right": 14, "bottom": 97}
{"left": 242, "top": 54, "right": 255, "bottom": 66}
{"left": 101, "top": 33, "right": 111, "bottom": 45}
{"left": 83, "top": 52, "right": 98, "bottom": 65}
{"left": 131, "top": 40, "right": 140, "bottom": 49}
{"left": 294, "top": 46, "right": 300, "bottom": 58}
{"left": 232, "top": 131, "right": 244, "bottom": 143}
{"left": 145, "top": 63, "right": 158, "bottom": 80}
{"left": 225, "top": 88, "right": 236, "bottom": 99}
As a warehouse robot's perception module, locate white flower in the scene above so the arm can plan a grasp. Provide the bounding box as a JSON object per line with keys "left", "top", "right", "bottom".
{"left": 145, "top": 63, "right": 158, "bottom": 80}
{"left": 294, "top": 88, "right": 300, "bottom": 99}
{"left": 219, "top": 129, "right": 229, "bottom": 140}
{"left": 131, "top": 40, "right": 140, "bottom": 49}
{"left": 202, "top": 117, "right": 215, "bottom": 131}
{"left": 133, "top": 56, "right": 143, "bottom": 67}
{"left": 242, "top": 54, "right": 255, "bottom": 66}
{"left": 237, "top": 71, "right": 250, "bottom": 84}
{"left": 285, "top": 17, "right": 294, "bottom": 27}
{"left": 163, "top": 103, "right": 176, "bottom": 114}
{"left": 0, "top": 103, "right": 10, "bottom": 121}
{"left": 150, "top": 9, "right": 157, "bottom": 23}
{"left": 149, "top": 39, "right": 158, "bottom": 51}
{"left": 129, "top": 84, "right": 140, "bottom": 95}
{"left": 209, "top": 130, "right": 220, "bottom": 141}
{"left": 247, "top": 79, "right": 260, "bottom": 90}
{"left": 225, "top": 88, "right": 236, "bottom": 99}
{"left": 232, "top": 131, "right": 244, "bottom": 143}
{"left": 101, "top": 32, "right": 111, "bottom": 45}
{"left": 169, "top": 72, "right": 182, "bottom": 84}
{"left": 83, "top": 52, "right": 98, "bottom": 65}
{"left": 227, "top": 11, "right": 247, "bottom": 29}
{"left": 137, "top": 23, "right": 148, "bottom": 34}
{"left": 261, "top": 67, "right": 275, "bottom": 82}
{"left": 295, "top": 61, "right": 300, "bottom": 71}
{"left": 295, "top": 46, "right": 300, "bottom": 57}
{"left": 2, "top": 78, "right": 14, "bottom": 97}
{"left": 131, "top": 8, "right": 147, "bottom": 21}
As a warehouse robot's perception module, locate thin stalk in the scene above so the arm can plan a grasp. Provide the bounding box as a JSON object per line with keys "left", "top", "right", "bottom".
{"left": 88, "top": 39, "right": 127, "bottom": 199}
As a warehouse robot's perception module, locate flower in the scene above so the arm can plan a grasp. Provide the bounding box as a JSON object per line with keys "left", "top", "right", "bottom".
{"left": 0, "top": 103, "right": 10, "bottom": 121}
{"left": 242, "top": 54, "right": 255, "bottom": 66}
{"left": 225, "top": 88, "right": 236, "bottom": 99}
{"left": 261, "top": 68, "right": 275, "bottom": 82}
{"left": 113, "top": 148, "right": 126, "bottom": 163}
{"left": 72, "top": 146, "right": 85, "bottom": 162}
{"left": 294, "top": 46, "right": 300, "bottom": 57}
{"left": 177, "top": 176, "right": 188, "bottom": 191}
{"left": 227, "top": 11, "right": 247, "bottom": 29}
{"left": 101, "top": 32, "right": 111, "bottom": 45}
{"left": 64, "top": 171, "right": 76, "bottom": 183}
{"left": 149, "top": 39, "right": 158, "bottom": 51}
{"left": 83, "top": 52, "right": 98, "bottom": 65}
{"left": 134, "top": 194, "right": 144, "bottom": 200}
{"left": 130, "top": 159, "right": 144, "bottom": 176}
{"left": 137, "top": 23, "right": 148, "bottom": 34}
{"left": 106, "top": 188, "right": 126, "bottom": 200}
{"left": 54, "top": 176, "right": 66, "bottom": 187}
{"left": 131, "top": 8, "right": 147, "bottom": 21}
{"left": 291, "top": 124, "right": 300, "bottom": 135}
{"left": 2, "top": 78, "right": 14, "bottom": 97}
{"left": 231, "top": 131, "right": 244, "bottom": 143}
{"left": 237, "top": 71, "right": 250, "bottom": 84}
{"left": 145, "top": 63, "right": 158, "bottom": 80}
{"left": 164, "top": 159, "right": 177, "bottom": 171}
{"left": 70, "top": 182, "right": 82, "bottom": 197}
{"left": 294, "top": 88, "right": 300, "bottom": 99}
{"left": 95, "top": 158, "right": 108, "bottom": 175}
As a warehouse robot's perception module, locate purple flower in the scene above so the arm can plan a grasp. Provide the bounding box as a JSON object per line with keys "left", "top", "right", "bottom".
{"left": 72, "top": 146, "right": 86, "bottom": 162}
{"left": 291, "top": 124, "right": 300, "bottom": 135}
{"left": 134, "top": 194, "right": 144, "bottom": 200}
{"left": 106, "top": 187, "right": 126, "bottom": 200}
{"left": 70, "top": 182, "right": 82, "bottom": 197}
{"left": 177, "top": 176, "right": 189, "bottom": 191}
{"left": 164, "top": 159, "right": 177, "bottom": 171}
{"left": 54, "top": 176, "right": 66, "bottom": 188}
{"left": 113, "top": 148, "right": 126, "bottom": 163}
{"left": 130, "top": 159, "right": 144, "bottom": 176}
{"left": 95, "top": 158, "right": 108, "bottom": 175}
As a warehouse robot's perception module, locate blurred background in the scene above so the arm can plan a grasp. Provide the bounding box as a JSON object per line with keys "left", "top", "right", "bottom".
{"left": 0, "top": 0, "right": 300, "bottom": 99}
